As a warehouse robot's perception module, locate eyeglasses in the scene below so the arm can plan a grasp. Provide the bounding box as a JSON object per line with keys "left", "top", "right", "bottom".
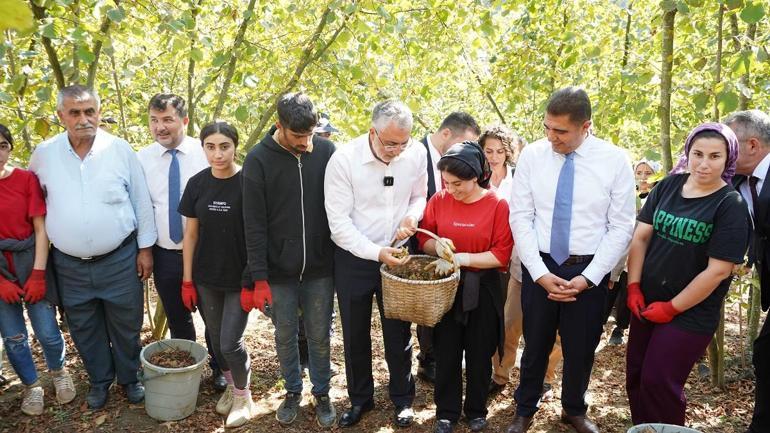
{"left": 373, "top": 129, "right": 411, "bottom": 151}
{"left": 0, "top": 142, "right": 11, "bottom": 152}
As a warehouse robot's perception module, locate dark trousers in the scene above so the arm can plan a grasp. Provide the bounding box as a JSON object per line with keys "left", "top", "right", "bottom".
{"left": 749, "top": 312, "right": 770, "bottom": 433}
{"left": 197, "top": 285, "right": 250, "bottom": 389}
{"left": 152, "top": 246, "right": 219, "bottom": 370}
{"left": 434, "top": 278, "right": 499, "bottom": 422}
{"left": 626, "top": 316, "right": 712, "bottom": 425}
{"left": 416, "top": 326, "right": 434, "bottom": 366}
{"left": 334, "top": 247, "right": 415, "bottom": 407}
{"left": 54, "top": 242, "right": 143, "bottom": 387}
{"left": 514, "top": 254, "right": 607, "bottom": 417}
{"left": 603, "top": 270, "right": 630, "bottom": 329}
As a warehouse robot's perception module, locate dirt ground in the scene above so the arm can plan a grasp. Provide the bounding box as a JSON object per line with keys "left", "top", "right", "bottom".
{"left": 0, "top": 287, "right": 760, "bottom": 433}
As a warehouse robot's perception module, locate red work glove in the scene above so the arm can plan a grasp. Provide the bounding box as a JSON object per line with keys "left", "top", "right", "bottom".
{"left": 252, "top": 280, "right": 272, "bottom": 313}
{"left": 240, "top": 287, "right": 256, "bottom": 312}
{"left": 641, "top": 301, "right": 680, "bottom": 324}
{"left": 181, "top": 281, "right": 198, "bottom": 312}
{"left": 23, "top": 269, "right": 46, "bottom": 304}
{"left": 626, "top": 282, "right": 646, "bottom": 321}
{"left": 0, "top": 275, "right": 24, "bottom": 304}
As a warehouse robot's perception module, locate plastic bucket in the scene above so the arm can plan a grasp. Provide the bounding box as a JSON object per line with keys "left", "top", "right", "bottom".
{"left": 138, "top": 338, "right": 208, "bottom": 421}
{"left": 628, "top": 424, "right": 703, "bottom": 433}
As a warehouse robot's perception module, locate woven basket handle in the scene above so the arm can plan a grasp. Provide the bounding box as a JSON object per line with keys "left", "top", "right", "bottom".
{"left": 389, "top": 227, "right": 454, "bottom": 254}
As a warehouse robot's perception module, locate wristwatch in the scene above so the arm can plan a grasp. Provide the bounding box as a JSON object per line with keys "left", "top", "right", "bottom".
{"left": 580, "top": 274, "right": 596, "bottom": 289}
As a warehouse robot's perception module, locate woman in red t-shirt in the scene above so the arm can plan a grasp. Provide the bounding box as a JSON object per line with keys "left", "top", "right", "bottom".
{"left": 0, "top": 124, "right": 75, "bottom": 416}
{"left": 417, "top": 141, "right": 513, "bottom": 433}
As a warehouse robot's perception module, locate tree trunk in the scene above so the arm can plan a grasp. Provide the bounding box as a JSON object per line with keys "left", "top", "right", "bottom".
{"left": 739, "top": 23, "right": 758, "bottom": 110}
{"left": 211, "top": 0, "right": 257, "bottom": 121}
{"left": 245, "top": 6, "right": 355, "bottom": 148}
{"left": 109, "top": 53, "right": 127, "bottom": 137}
{"left": 658, "top": 8, "right": 676, "bottom": 172}
{"left": 187, "top": 0, "right": 203, "bottom": 136}
{"left": 5, "top": 35, "right": 35, "bottom": 151}
{"left": 85, "top": 1, "right": 118, "bottom": 88}
{"left": 29, "top": 1, "right": 66, "bottom": 89}
{"left": 712, "top": 4, "right": 724, "bottom": 121}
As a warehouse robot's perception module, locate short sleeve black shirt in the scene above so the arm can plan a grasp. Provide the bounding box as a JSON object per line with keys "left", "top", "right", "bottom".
{"left": 178, "top": 168, "right": 246, "bottom": 291}
{"left": 637, "top": 174, "right": 749, "bottom": 334}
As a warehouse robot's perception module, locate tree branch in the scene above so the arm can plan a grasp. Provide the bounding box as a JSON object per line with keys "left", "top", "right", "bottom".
{"left": 86, "top": 0, "right": 119, "bottom": 88}
{"left": 29, "top": 1, "right": 66, "bottom": 89}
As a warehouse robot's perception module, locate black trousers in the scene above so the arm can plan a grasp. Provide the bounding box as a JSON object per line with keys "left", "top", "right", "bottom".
{"left": 514, "top": 254, "right": 608, "bottom": 417}
{"left": 603, "top": 270, "right": 630, "bottom": 330}
{"left": 749, "top": 312, "right": 770, "bottom": 433}
{"left": 152, "top": 246, "right": 218, "bottom": 370}
{"left": 334, "top": 247, "right": 415, "bottom": 407}
{"left": 434, "top": 275, "right": 499, "bottom": 422}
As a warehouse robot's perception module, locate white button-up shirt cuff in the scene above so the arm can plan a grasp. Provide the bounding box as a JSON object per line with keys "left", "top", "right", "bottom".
{"left": 581, "top": 264, "right": 606, "bottom": 287}
{"left": 527, "top": 261, "right": 549, "bottom": 283}
{"left": 362, "top": 243, "right": 382, "bottom": 263}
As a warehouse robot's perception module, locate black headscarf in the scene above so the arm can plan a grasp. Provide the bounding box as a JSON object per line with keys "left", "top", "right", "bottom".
{"left": 439, "top": 140, "right": 492, "bottom": 188}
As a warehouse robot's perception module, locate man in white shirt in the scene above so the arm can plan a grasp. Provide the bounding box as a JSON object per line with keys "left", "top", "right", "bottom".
{"left": 325, "top": 100, "right": 428, "bottom": 428}
{"left": 136, "top": 94, "right": 225, "bottom": 390}
{"left": 724, "top": 110, "right": 770, "bottom": 433}
{"left": 414, "top": 112, "right": 480, "bottom": 384}
{"left": 506, "top": 87, "right": 635, "bottom": 433}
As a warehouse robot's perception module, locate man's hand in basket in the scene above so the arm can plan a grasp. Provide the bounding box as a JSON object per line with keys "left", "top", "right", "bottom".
{"left": 425, "top": 253, "right": 470, "bottom": 277}
{"left": 379, "top": 247, "right": 411, "bottom": 267}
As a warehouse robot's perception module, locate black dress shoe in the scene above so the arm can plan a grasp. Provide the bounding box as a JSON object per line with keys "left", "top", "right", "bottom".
{"left": 434, "top": 419, "right": 454, "bottom": 433}
{"left": 505, "top": 413, "right": 533, "bottom": 433}
{"left": 468, "top": 417, "right": 488, "bottom": 432}
{"left": 338, "top": 400, "right": 374, "bottom": 427}
{"left": 123, "top": 382, "right": 145, "bottom": 404}
{"left": 86, "top": 384, "right": 111, "bottom": 409}
{"left": 417, "top": 362, "right": 436, "bottom": 383}
{"left": 560, "top": 411, "right": 599, "bottom": 433}
{"left": 488, "top": 379, "right": 506, "bottom": 396}
{"left": 393, "top": 405, "right": 414, "bottom": 427}
{"left": 212, "top": 368, "right": 227, "bottom": 391}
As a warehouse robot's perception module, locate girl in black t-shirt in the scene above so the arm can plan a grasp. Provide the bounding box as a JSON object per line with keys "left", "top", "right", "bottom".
{"left": 178, "top": 121, "right": 256, "bottom": 428}
{"left": 625, "top": 123, "right": 749, "bottom": 426}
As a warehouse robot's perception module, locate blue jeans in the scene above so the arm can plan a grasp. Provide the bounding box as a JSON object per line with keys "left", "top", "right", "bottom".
{"left": 0, "top": 299, "right": 65, "bottom": 385}
{"left": 270, "top": 276, "right": 334, "bottom": 396}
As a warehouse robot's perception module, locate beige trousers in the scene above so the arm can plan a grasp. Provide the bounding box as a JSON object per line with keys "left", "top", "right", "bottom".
{"left": 491, "top": 277, "right": 563, "bottom": 385}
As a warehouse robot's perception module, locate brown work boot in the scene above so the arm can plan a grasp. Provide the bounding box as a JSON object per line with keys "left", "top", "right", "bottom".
{"left": 560, "top": 411, "right": 599, "bottom": 433}
{"left": 504, "top": 413, "right": 533, "bottom": 433}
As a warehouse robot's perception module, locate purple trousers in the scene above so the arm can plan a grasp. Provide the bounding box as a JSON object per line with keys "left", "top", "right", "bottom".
{"left": 626, "top": 316, "right": 712, "bottom": 425}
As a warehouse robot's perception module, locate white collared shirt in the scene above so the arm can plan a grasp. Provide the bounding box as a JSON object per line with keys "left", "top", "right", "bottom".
{"left": 325, "top": 133, "right": 428, "bottom": 261}
{"left": 509, "top": 135, "right": 636, "bottom": 284}
{"left": 739, "top": 152, "right": 770, "bottom": 218}
{"left": 29, "top": 129, "right": 157, "bottom": 257}
{"left": 137, "top": 136, "right": 209, "bottom": 249}
{"left": 426, "top": 134, "right": 442, "bottom": 193}
{"left": 491, "top": 166, "right": 521, "bottom": 280}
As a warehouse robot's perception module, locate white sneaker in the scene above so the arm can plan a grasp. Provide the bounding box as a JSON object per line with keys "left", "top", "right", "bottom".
{"left": 226, "top": 392, "right": 256, "bottom": 428}
{"left": 52, "top": 368, "right": 76, "bottom": 404}
{"left": 216, "top": 384, "right": 234, "bottom": 415}
{"left": 21, "top": 385, "right": 44, "bottom": 416}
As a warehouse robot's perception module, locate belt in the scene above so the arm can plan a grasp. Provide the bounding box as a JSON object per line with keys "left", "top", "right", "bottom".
{"left": 154, "top": 245, "right": 183, "bottom": 255}
{"left": 540, "top": 252, "right": 594, "bottom": 266}
{"left": 56, "top": 232, "right": 137, "bottom": 263}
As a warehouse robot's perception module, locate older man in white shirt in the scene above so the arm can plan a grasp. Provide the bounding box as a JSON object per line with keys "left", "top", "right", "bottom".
{"left": 325, "top": 100, "right": 427, "bottom": 428}
{"left": 29, "top": 85, "right": 157, "bottom": 410}
{"left": 506, "top": 87, "right": 635, "bottom": 433}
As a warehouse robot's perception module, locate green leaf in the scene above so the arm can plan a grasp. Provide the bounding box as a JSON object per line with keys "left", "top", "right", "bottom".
{"left": 693, "top": 92, "right": 709, "bottom": 110}
{"left": 41, "top": 22, "right": 57, "bottom": 39}
{"left": 76, "top": 46, "right": 95, "bottom": 64}
{"left": 725, "top": 0, "right": 744, "bottom": 9}
{"left": 717, "top": 90, "right": 739, "bottom": 114}
{"left": 34, "top": 118, "right": 50, "bottom": 138}
{"left": 106, "top": 7, "right": 126, "bottom": 23}
{"left": 0, "top": 0, "right": 34, "bottom": 32}
{"left": 692, "top": 57, "right": 707, "bottom": 70}
{"left": 234, "top": 105, "right": 249, "bottom": 122}
{"left": 740, "top": 2, "right": 765, "bottom": 24}
{"left": 211, "top": 51, "right": 229, "bottom": 67}
{"left": 675, "top": 1, "right": 690, "bottom": 13}
{"left": 190, "top": 47, "right": 204, "bottom": 62}
{"left": 661, "top": 0, "right": 677, "bottom": 12}
{"left": 731, "top": 52, "right": 751, "bottom": 75}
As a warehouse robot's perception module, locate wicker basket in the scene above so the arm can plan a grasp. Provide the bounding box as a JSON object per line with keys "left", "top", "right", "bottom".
{"left": 380, "top": 255, "right": 460, "bottom": 327}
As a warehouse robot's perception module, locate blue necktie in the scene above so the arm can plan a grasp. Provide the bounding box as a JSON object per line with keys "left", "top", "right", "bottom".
{"left": 550, "top": 152, "right": 575, "bottom": 265}
{"left": 168, "top": 149, "right": 183, "bottom": 244}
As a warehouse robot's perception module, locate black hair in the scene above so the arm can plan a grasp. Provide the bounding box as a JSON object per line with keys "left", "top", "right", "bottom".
{"left": 200, "top": 121, "right": 239, "bottom": 148}
{"left": 438, "top": 112, "right": 481, "bottom": 136}
{"left": 0, "top": 124, "right": 13, "bottom": 151}
{"left": 546, "top": 87, "right": 592, "bottom": 124}
{"left": 276, "top": 92, "right": 318, "bottom": 133}
{"left": 148, "top": 93, "right": 188, "bottom": 118}
{"left": 437, "top": 142, "right": 492, "bottom": 189}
